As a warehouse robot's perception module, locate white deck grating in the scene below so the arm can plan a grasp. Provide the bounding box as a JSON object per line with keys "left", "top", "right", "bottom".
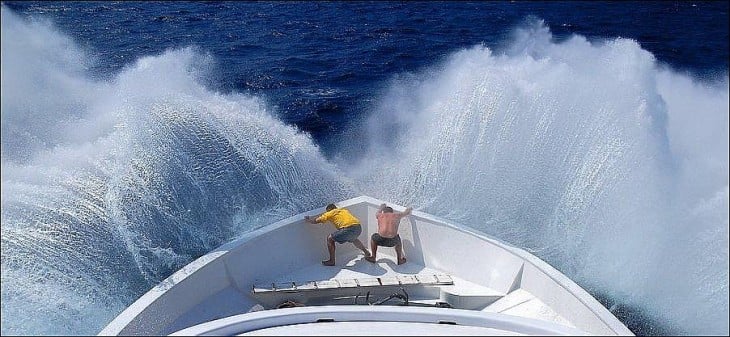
{"left": 252, "top": 274, "right": 453, "bottom": 294}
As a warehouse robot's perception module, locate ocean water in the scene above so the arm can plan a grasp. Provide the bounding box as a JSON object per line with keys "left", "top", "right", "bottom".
{"left": 1, "top": 1, "right": 727, "bottom": 335}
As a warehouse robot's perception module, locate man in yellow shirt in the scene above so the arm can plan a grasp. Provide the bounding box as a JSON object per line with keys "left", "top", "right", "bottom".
{"left": 305, "top": 203, "right": 371, "bottom": 266}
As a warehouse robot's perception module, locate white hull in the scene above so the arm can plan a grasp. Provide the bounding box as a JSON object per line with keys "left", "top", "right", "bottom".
{"left": 99, "top": 196, "right": 632, "bottom": 336}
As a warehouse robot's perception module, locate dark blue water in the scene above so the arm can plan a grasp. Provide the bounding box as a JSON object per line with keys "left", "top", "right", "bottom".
{"left": 1, "top": 1, "right": 728, "bottom": 336}
{"left": 4, "top": 1, "right": 728, "bottom": 156}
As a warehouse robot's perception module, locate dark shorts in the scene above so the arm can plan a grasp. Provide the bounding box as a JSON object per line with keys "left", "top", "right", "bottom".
{"left": 371, "top": 233, "right": 401, "bottom": 247}
{"left": 331, "top": 224, "right": 362, "bottom": 244}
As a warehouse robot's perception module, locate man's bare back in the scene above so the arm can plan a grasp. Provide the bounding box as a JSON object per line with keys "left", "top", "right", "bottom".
{"left": 375, "top": 212, "right": 405, "bottom": 238}
{"left": 366, "top": 204, "right": 412, "bottom": 265}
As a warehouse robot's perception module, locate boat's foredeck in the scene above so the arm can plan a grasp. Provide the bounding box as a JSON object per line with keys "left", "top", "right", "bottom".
{"left": 250, "top": 252, "right": 573, "bottom": 330}
{"left": 252, "top": 252, "right": 448, "bottom": 306}
{"left": 104, "top": 197, "right": 631, "bottom": 336}
{"left": 271, "top": 252, "right": 437, "bottom": 283}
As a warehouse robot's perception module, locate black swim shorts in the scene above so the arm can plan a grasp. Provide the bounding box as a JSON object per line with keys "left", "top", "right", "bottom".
{"left": 371, "top": 233, "right": 401, "bottom": 247}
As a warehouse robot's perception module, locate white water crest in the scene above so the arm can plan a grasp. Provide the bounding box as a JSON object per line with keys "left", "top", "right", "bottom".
{"left": 353, "top": 19, "right": 728, "bottom": 335}
{"left": 1, "top": 7, "right": 354, "bottom": 335}
{"left": 2, "top": 6, "right": 728, "bottom": 336}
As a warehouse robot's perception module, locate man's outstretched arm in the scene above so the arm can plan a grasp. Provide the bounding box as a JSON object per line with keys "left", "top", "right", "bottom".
{"left": 399, "top": 207, "right": 413, "bottom": 219}
{"left": 304, "top": 215, "right": 321, "bottom": 224}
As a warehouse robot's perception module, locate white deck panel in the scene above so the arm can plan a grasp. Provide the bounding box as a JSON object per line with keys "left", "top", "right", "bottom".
{"left": 266, "top": 252, "right": 454, "bottom": 286}
{"left": 483, "top": 289, "right": 536, "bottom": 313}
{"left": 501, "top": 296, "right": 575, "bottom": 328}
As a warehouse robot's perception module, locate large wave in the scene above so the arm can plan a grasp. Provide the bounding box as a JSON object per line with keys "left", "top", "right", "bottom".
{"left": 1, "top": 7, "right": 727, "bottom": 336}
{"left": 1, "top": 7, "right": 354, "bottom": 335}
{"left": 352, "top": 19, "right": 728, "bottom": 335}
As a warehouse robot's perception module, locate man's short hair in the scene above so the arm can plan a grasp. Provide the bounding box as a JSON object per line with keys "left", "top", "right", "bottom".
{"left": 326, "top": 203, "right": 337, "bottom": 211}
{"left": 383, "top": 206, "right": 394, "bottom": 213}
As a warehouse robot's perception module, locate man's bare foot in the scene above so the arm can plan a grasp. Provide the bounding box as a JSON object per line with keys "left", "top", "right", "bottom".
{"left": 365, "top": 256, "right": 376, "bottom": 263}
{"left": 321, "top": 260, "right": 335, "bottom": 266}
{"left": 363, "top": 250, "right": 372, "bottom": 258}
{"left": 397, "top": 257, "right": 407, "bottom": 265}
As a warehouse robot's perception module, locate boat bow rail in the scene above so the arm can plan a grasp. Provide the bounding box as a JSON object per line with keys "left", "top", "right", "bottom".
{"left": 169, "top": 305, "right": 593, "bottom": 336}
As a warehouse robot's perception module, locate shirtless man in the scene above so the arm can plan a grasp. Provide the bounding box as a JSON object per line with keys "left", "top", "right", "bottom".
{"left": 365, "top": 203, "right": 412, "bottom": 265}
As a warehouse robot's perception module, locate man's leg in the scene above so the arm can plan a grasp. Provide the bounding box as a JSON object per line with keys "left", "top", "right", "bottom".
{"left": 395, "top": 241, "right": 406, "bottom": 265}
{"left": 365, "top": 237, "right": 377, "bottom": 263}
{"left": 322, "top": 235, "right": 336, "bottom": 266}
{"left": 352, "top": 239, "right": 371, "bottom": 257}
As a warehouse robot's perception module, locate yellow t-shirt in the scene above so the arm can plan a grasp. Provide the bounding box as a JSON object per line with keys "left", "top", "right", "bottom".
{"left": 316, "top": 208, "right": 360, "bottom": 229}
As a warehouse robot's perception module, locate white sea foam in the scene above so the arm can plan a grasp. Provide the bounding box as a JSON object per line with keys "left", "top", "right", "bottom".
{"left": 1, "top": 7, "right": 353, "bottom": 335}
{"left": 353, "top": 18, "right": 728, "bottom": 335}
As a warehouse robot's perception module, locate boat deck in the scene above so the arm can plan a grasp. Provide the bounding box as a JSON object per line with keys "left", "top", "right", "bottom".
{"left": 165, "top": 252, "right": 576, "bottom": 335}
{"left": 104, "top": 197, "right": 631, "bottom": 336}
{"left": 251, "top": 252, "right": 574, "bottom": 329}
{"left": 266, "top": 252, "right": 451, "bottom": 289}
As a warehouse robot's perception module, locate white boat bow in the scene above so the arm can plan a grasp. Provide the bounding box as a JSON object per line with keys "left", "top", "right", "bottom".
{"left": 99, "top": 196, "right": 633, "bottom": 336}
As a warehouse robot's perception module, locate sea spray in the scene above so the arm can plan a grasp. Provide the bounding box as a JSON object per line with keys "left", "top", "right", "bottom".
{"left": 352, "top": 19, "right": 728, "bottom": 335}
{"left": 2, "top": 6, "right": 728, "bottom": 336}
{"left": 1, "top": 7, "right": 354, "bottom": 335}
